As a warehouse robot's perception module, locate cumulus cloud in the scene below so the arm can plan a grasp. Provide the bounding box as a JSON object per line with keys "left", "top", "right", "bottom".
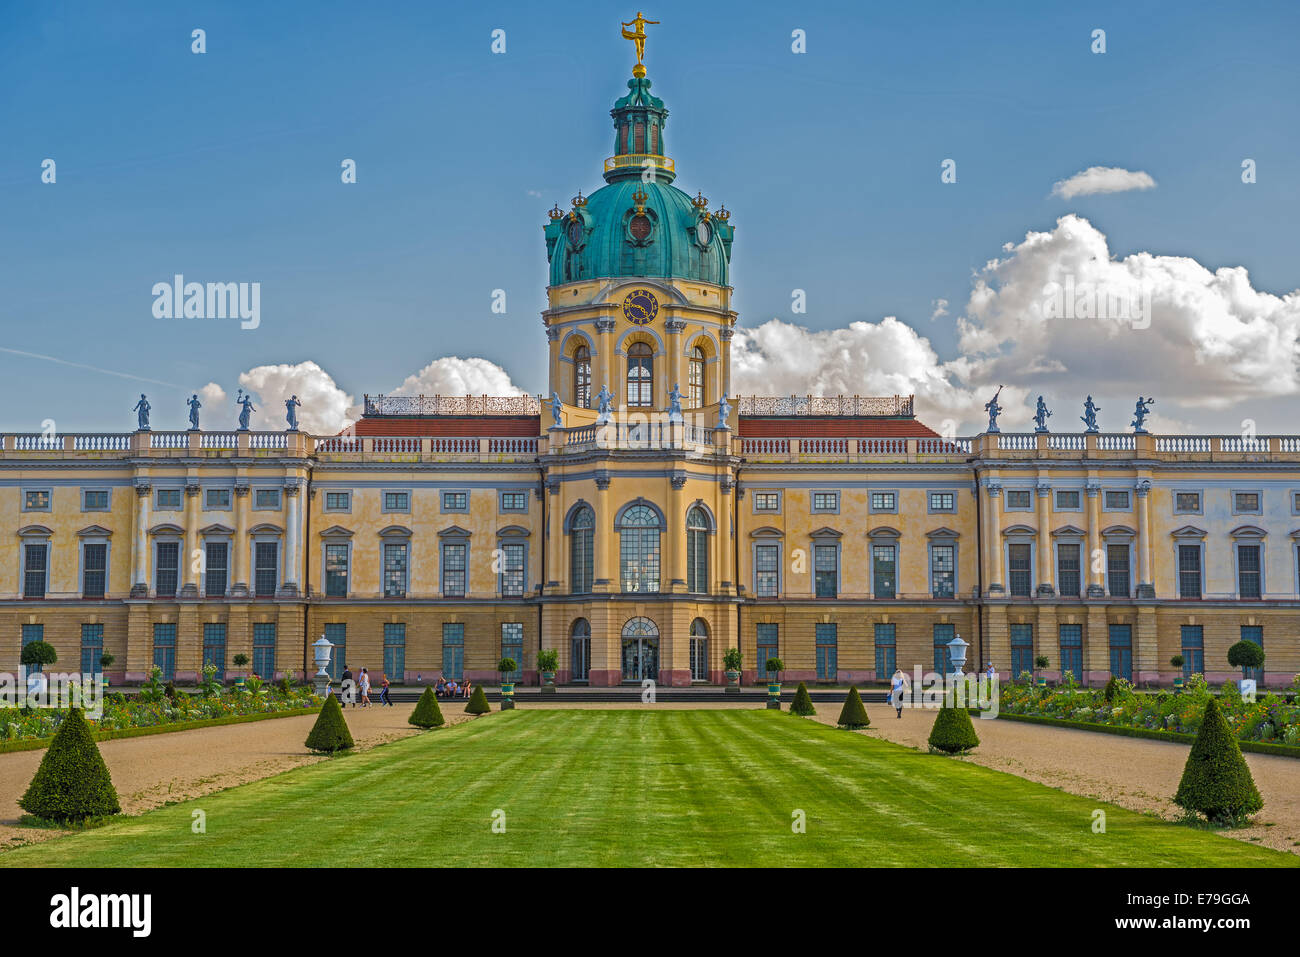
{"left": 1051, "top": 166, "right": 1156, "bottom": 200}
{"left": 197, "top": 381, "right": 226, "bottom": 408}
{"left": 237, "top": 361, "right": 355, "bottom": 434}
{"left": 930, "top": 298, "right": 949, "bottom": 320}
{"left": 390, "top": 356, "right": 525, "bottom": 399}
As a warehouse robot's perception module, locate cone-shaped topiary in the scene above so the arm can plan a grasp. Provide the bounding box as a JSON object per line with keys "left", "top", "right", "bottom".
{"left": 465, "top": 684, "right": 491, "bottom": 715}
{"left": 928, "top": 701, "right": 980, "bottom": 754}
{"left": 19, "top": 707, "right": 120, "bottom": 823}
{"left": 409, "top": 687, "right": 446, "bottom": 729}
{"left": 789, "top": 682, "right": 816, "bottom": 716}
{"left": 305, "top": 695, "right": 354, "bottom": 753}
{"left": 836, "top": 687, "right": 869, "bottom": 728}
{"left": 1174, "top": 696, "right": 1263, "bottom": 824}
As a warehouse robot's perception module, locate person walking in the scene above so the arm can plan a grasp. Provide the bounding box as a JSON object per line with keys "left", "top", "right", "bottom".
{"left": 340, "top": 666, "right": 354, "bottom": 707}
{"left": 380, "top": 674, "right": 393, "bottom": 707}
{"left": 890, "top": 667, "right": 911, "bottom": 719}
{"left": 359, "top": 668, "right": 371, "bottom": 708}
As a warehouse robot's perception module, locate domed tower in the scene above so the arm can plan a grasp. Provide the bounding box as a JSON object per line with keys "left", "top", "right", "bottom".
{"left": 542, "top": 47, "right": 736, "bottom": 414}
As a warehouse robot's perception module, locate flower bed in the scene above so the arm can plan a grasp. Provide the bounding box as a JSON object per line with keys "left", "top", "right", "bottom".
{"left": 1000, "top": 674, "right": 1300, "bottom": 747}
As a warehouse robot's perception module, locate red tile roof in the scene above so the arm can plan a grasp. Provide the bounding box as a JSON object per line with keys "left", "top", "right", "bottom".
{"left": 738, "top": 416, "right": 940, "bottom": 438}
{"left": 352, "top": 416, "right": 539, "bottom": 437}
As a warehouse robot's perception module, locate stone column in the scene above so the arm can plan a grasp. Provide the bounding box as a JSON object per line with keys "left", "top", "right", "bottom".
{"left": 1135, "top": 479, "right": 1154, "bottom": 598}
{"left": 545, "top": 479, "right": 562, "bottom": 592}
{"left": 181, "top": 483, "right": 201, "bottom": 597}
{"left": 1085, "top": 480, "right": 1104, "bottom": 597}
{"left": 666, "top": 318, "right": 685, "bottom": 403}
{"left": 594, "top": 470, "right": 614, "bottom": 589}
{"left": 718, "top": 476, "right": 734, "bottom": 595}
{"left": 1035, "top": 481, "right": 1054, "bottom": 596}
{"left": 130, "top": 481, "right": 151, "bottom": 598}
{"left": 230, "top": 484, "right": 251, "bottom": 596}
{"left": 719, "top": 327, "right": 734, "bottom": 401}
{"left": 281, "top": 484, "right": 300, "bottom": 596}
{"left": 596, "top": 317, "right": 616, "bottom": 403}
{"left": 668, "top": 470, "right": 686, "bottom": 592}
{"left": 985, "top": 480, "right": 1004, "bottom": 594}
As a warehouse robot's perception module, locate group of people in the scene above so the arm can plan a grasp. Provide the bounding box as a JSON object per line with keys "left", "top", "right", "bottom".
{"left": 330, "top": 666, "right": 394, "bottom": 707}
{"left": 434, "top": 675, "right": 472, "bottom": 698}
{"left": 887, "top": 662, "right": 997, "bottom": 718}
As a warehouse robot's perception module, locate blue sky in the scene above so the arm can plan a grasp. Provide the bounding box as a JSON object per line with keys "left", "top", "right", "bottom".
{"left": 2, "top": 0, "right": 1297, "bottom": 434}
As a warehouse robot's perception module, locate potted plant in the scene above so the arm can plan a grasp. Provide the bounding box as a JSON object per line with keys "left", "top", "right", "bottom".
{"left": 765, "top": 657, "right": 785, "bottom": 710}
{"left": 20, "top": 640, "right": 57, "bottom": 703}
{"left": 1170, "top": 654, "right": 1185, "bottom": 690}
{"left": 1227, "top": 640, "right": 1264, "bottom": 682}
{"left": 723, "top": 647, "right": 742, "bottom": 694}
{"left": 537, "top": 648, "right": 559, "bottom": 694}
{"left": 1034, "top": 655, "right": 1049, "bottom": 688}
{"left": 232, "top": 653, "right": 250, "bottom": 687}
{"left": 99, "top": 653, "right": 115, "bottom": 688}
{"left": 498, "top": 657, "right": 519, "bottom": 710}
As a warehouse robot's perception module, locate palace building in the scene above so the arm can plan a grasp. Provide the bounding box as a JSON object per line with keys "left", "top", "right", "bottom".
{"left": 3, "top": 32, "right": 1298, "bottom": 691}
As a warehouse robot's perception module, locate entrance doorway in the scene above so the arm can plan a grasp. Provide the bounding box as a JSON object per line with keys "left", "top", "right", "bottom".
{"left": 621, "top": 616, "right": 659, "bottom": 681}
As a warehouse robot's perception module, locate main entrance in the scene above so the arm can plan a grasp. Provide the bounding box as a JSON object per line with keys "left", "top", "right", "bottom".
{"left": 621, "top": 616, "right": 659, "bottom": 681}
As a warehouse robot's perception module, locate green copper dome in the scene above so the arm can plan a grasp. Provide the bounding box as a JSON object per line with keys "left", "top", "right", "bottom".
{"left": 544, "top": 74, "right": 734, "bottom": 288}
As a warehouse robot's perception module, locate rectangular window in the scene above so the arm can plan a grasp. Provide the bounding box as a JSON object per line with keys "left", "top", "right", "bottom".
{"left": 384, "top": 491, "right": 409, "bottom": 512}
{"left": 324, "top": 623, "right": 347, "bottom": 681}
{"left": 24, "top": 489, "right": 51, "bottom": 510}
{"left": 1108, "top": 624, "right": 1132, "bottom": 682}
{"left": 252, "top": 622, "right": 276, "bottom": 679}
{"left": 620, "top": 523, "right": 660, "bottom": 593}
{"left": 1056, "top": 544, "right": 1081, "bottom": 598}
{"left": 81, "top": 623, "right": 104, "bottom": 675}
{"left": 254, "top": 541, "right": 279, "bottom": 597}
{"left": 1058, "top": 624, "right": 1083, "bottom": 682}
{"left": 870, "top": 491, "right": 896, "bottom": 511}
{"left": 1174, "top": 491, "right": 1201, "bottom": 513}
{"left": 1106, "top": 544, "right": 1130, "bottom": 598}
{"left": 812, "top": 491, "right": 839, "bottom": 512}
{"left": 929, "top": 492, "right": 955, "bottom": 511}
{"left": 1005, "top": 490, "right": 1032, "bottom": 510}
{"left": 1180, "top": 625, "right": 1204, "bottom": 678}
{"left": 874, "top": 623, "right": 896, "bottom": 678}
{"left": 442, "top": 543, "right": 467, "bottom": 597}
{"left": 153, "top": 623, "right": 176, "bottom": 681}
{"left": 383, "top": 543, "right": 408, "bottom": 598}
{"left": 203, "top": 622, "right": 227, "bottom": 681}
{"left": 756, "top": 623, "right": 779, "bottom": 680}
{"left": 1234, "top": 491, "right": 1261, "bottom": 513}
{"left": 441, "top": 491, "right": 468, "bottom": 511}
{"left": 815, "top": 623, "right": 837, "bottom": 681}
{"left": 384, "top": 623, "right": 406, "bottom": 681}
{"left": 501, "top": 623, "right": 524, "bottom": 682}
{"left": 442, "top": 623, "right": 464, "bottom": 680}
{"left": 1178, "top": 544, "right": 1202, "bottom": 598}
{"left": 930, "top": 544, "right": 955, "bottom": 599}
{"left": 1240, "top": 625, "right": 1263, "bottom": 681}
{"left": 500, "top": 542, "right": 526, "bottom": 597}
{"left": 1008, "top": 543, "right": 1032, "bottom": 597}
{"left": 82, "top": 489, "right": 109, "bottom": 511}
{"left": 754, "top": 544, "right": 779, "bottom": 597}
{"left": 254, "top": 488, "right": 281, "bottom": 509}
{"left": 325, "top": 491, "right": 351, "bottom": 511}
{"left": 1010, "top": 623, "right": 1034, "bottom": 677}
{"left": 753, "top": 491, "right": 779, "bottom": 511}
{"left": 205, "top": 488, "right": 231, "bottom": 509}
{"left": 22, "top": 624, "right": 44, "bottom": 649}
{"left": 82, "top": 543, "right": 107, "bottom": 598}
{"left": 156, "top": 488, "right": 182, "bottom": 510}
{"left": 814, "top": 545, "right": 837, "bottom": 598}
{"left": 1237, "top": 544, "right": 1261, "bottom": 599}
{"left": 205, "top": 542, "right": 228, "bottom": 597}
{"left": 872, "top": 544, "right": 896, "bottom": 599}
{"left": 933, "top": 623, "right": 955, "bottom": 674}
{"left": 325, "top": 543, "right": 349, "bottom": 597}
{"left": 155, "top": 541, "right": 180, "bottom": 597}
{"left": 500, "top": 491, "right": 528, "bottom": 512}
{"left": 1054, "top": 490, "right": 1080, "bottom": 510}
{"left": 1104, "top": 490, "right": 1130, "bottom": 510}
{"left": 23, "top": 543, "right": 48, "bottom": 599}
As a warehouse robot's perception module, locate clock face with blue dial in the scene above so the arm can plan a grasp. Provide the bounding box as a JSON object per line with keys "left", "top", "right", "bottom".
{"left": 622, "top": 288, "right": 659, "bottom": 325}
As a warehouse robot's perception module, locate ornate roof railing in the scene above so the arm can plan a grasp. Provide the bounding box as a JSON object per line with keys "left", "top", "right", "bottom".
{"left": 735, "top": 395, "right": 915, "bottom": 417}
{"left": 604, "top": 153, "right": 675, "bottom": 175}
{"left": 362, "top": 394, "right": 542, "bottom": 417}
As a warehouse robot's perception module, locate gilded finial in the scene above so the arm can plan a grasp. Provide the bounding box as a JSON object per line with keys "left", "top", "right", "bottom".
{"left": 548, "top": 204, "right": 563, "bottom": 221}
{"left": 715, "top": 204, "right": 730, "bottom": 222}
{"left": 572, "top": 190, "right": 587, "bottom": 208}
{"left": 691, "top": 191, "right": 708, "bottom": 210}
{"left": 620, "top": 12, "right": 659, "bottom": 78}
{"left": 631, "top": 187, "right": 648, "bottom": 212}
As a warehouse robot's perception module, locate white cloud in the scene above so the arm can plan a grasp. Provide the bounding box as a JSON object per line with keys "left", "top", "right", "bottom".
{"left": 930, "top": 298, "right": 949, "bottom": 320}
{"left": 237, "top": 361, "right": 355, "bottom": 434}
{"left": 1051, "top": 166, "right": 1156, "bottom": 200}
{"left": 197, "top": 381, "right": 226, "bottom": 409}
{"left": 390, "top": 356, "right": 525, "bottom": 399}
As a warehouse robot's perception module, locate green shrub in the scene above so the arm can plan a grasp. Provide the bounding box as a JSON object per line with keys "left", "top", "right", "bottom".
{"left": 19, "top": 708, "right": 121, "bottom": 822}
{"left": 409, "top": 687, "right": 445, "bottom": 729}
{"left": 537, "top": 649, "right": 559, "bottom": 673}
{"left": 1173, "top": 697, "right": 1263, "bottom": 825}
{"left": 789, "top": 682, "right": 816, "bottom": 716}
{"left": 1227, "top": 640, "right": 1265, "bottom": 676}
{"left": 497, "top": 658, "right": 518, "bottom": 679}
{"left": 765, "top": 657, "right": 785, "bottom": 678}
{"left": 928, "top": 702, "right": 980, "bottom": 754}
{"left": 1103, "top": 676, "right": 1120, "bottom": 703}
{"left": 722, "top": 648, "right": 742, "bottom": 672}
{"left": 304, "top": 695, "right": 354, "bottom": 753}
{"left": 465, "top": 684, "right": 491, "bottom": 715}
{"left": 836, "top": 687, "right": 869, "bottom": 729}
{"left": 20, "top": 640, "right": 57, "bottom": 670}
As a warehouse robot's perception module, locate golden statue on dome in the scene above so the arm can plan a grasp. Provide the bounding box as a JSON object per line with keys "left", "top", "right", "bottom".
{"left": 621, "top": 12, "right": 659, "bottom": 77}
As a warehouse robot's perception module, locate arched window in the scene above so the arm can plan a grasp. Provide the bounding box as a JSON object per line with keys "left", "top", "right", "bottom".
{"left": 570, "top": 506, "right": 594, "bottom": 594}
{"left": 570, "top": 618, "right": 591, "bottom": 683}
{"left": 687, "top": 346, "right": 705, "bottom": 407}
{"left": 619, "top": 504, "right": 660, "bottom": 593}
{"left": 627, "top": 342, "right": 653, "bottom": 408}
{"left": 686, "top": 506, "right": 709, "bottom": 593}
{"left": 634, "top": 121, "right": 645, "bottom": 153}
{"left": 689, "top": 618, "right": 709, "bottom": 682}
{"left": 574, "top": 345, "right": 592, "bottom": 408}
{"left": 621, "top": 616, "right": 659, "bottom": 681}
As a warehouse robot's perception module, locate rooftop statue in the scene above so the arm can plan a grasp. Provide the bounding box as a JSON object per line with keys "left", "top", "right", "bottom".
{"left": 621, "top": 11, "right": 659, "bottom": 75}
{"left": 236, "top": 390, "right": 256, "bottom": 431}
{"left": 549, "top": 391, "right": 563, "bottom": 428}
{"left": 133, "top": 394, "right": 151, "bottom": 431}
{"left": 285, "top": 394, "right": 302, "bottom": 431}
{"left": 1132, "top": 396, "right": 1154, "bottom": 434}
{"left": 668, "top": 382, "right": 683, "bottom": 422}
{"left": 595, "top": 383, "right": 616, "bottom": 425}
{"left": 717, "top": 394, "right": 731, "bottom": 430}
{"left": 1080, "top": 396, "right": 1101, "bottom": 433}
{"left": 187, "top": 394, "right": 201, "bottom": 431}
{"left": 1033, "top": 395, "right": 1052, "bottom": 433}
{"left": 984, "top": 385, "right": 1004, "bottom": 434}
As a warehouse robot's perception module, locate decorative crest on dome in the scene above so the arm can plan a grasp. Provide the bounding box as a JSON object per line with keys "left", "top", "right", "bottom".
{"left": 631, "top": 187, "right": 648, "bottom": 212}
{"left": 548, "top": 204, "right": 563, "bottom": 221}
{"left": 572, "top": 190, "right": 588, "bottom": 209}
{"left": 715, "top": 204, "right": 730, "bottom": 222}
{"left": 691, "top": 191, "right": 708, "bottom": 211}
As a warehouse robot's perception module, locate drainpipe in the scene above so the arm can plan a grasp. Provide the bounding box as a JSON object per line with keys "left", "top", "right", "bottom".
{"left": 973, "top": 469, "right": 984, "bottom": 671}
{"left": 537, "top": 466, "right": 545, "bottom": 684}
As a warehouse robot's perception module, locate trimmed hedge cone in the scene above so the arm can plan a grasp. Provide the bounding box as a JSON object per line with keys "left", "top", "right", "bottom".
{"left": 1174, "top": 696, "right": 1263, "bottom": 825}
{"left": 789, "top": 682, "right": 816, "bottom": 717}
{"left": 465, "top": 684, "right": 491, "bottom": 715}
{"left": 928, "top": 702, "right": 980, "bottom": 754}
{"left": 409, "top": 687, "right": 446, "bottom": 729}
{"left": 836, "top": 687, "right": 870, "bottom": 729}
{"left": 19, "top": 707, "right": 120, "bottom": 823}
{"left": 305, "top": 695, "right": 355, "bottom": 753}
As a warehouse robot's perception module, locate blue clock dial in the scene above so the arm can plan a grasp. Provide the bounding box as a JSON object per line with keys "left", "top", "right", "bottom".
{"left": 622, "top": 288, "right": 659, "bottom": 325}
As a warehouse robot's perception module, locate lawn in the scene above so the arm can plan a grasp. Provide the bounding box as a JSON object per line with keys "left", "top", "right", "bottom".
{"left": 2, "top": 710, "right": 1293, "bottom": 867}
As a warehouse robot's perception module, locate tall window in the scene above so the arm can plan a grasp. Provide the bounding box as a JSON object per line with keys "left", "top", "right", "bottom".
{"left": 1240, "top": 626, "right": 1264, "bottom": 681}
{"left": 1010, "top": 624, "right": 1034, "bottom": 677}
{"left": 754, "top": 543, "right": 779, "bottom": 597}
{"left": 442, "top": 543, "right": 467, "bottom": 597}
{"left": 570, "top": 506, "right": 594, "bottom": 594}
{"left": 384, "top": 623, "right": 406, "bottom": 680}
{"left": 325, "top": 543, "right": 349, "bottom": 597}
{"left": 689, "top": 619, "right": 708, "bottom": 682}
{"left": 686, "top": 507, "right": 708, "bottom": 593}
{"left": 155, "top": 541, "right": 180, "bottom": 597}
{"left": 442, "top": 623, "right": 464, "bottom": 680}
{"left": 205, "top": 541, "right": 228, "bottom": 597}
{"left": 815, "top": 623, "right": 837, "bottom": 681}
{"left": 874, "top": 623, "right": 896, "bottom": 677}
{"left": 500, "top": 542, "right": 526, "bottom": 596}
{"left": 1108, "top": 624, "right": 1132, "bottom": 681}
{"left": 756, "top": 623, "right": 779, "bottom": 680}
{"left": 619, "top": 504, "right": 660, "bottom": 593}
{"left": 814, "top": 544, "right": 838, "bottom": 598}
{"left": 1008, "top": 544, "right": 1031, "bottom": 597}
{"left": 571, "top": 619, "right": 591, "bottom": 682}
{"left": 574, "top": 345, "right": 592, "bottom": 408}
{"left": 254, "top": 542, "right": 278, "bottom": 597}
{"left": 872, "top": 544, "right": 896, "bottom": 599}
{"left": 930, "top": 544, "right": 954, "bottom": 598}
{"left": 383, "top": 543, "right": 408, "bottom": 598}
{"left": 1057, "top": 544, "right": 1081, "bottom": 597}
{"left": 252, "top": 622, "right": 276, "bottom": 678}
{"left": 153, "top": 623, "right": 176, "bottom": 681}
{"left": 501, "top": 623, "right": 524, "bottom": 682}
{"left": 324, "top": 623, "right": 346, "bottom": 681}
{"left": 82, "top": 543, "right": 107, "bottom": 598}
{"left": 626, "top": 342, "right": 653, "bottom": 407}
{"left": 687, "top": 346, "right": 705, "bottom": 407}
{"left": 23, "top": 543, "right": 47, "bottom": 598}
{"left": 1237, "top": 544, "right": 1261, "bottom": 599}
{"left": 203, "top": 622, "right": 226, "bottom": 681}
{"left": 933, "top": 623, "right": 955, "bottom": 674}
{"left": 1106, "top": 544, "right": 1130, "bottom": 598}
{"left": 1178, "top": 544, "right": 1202, "bottom": 598}
{"left": 81, "top": 623, "right": 104, "bottom": 674}
{"left": 1180, "top": 625, "right": 1204, "bottom": 677}
{"left": 1058, "top": 624, "right": 1083, "bottom": 682}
